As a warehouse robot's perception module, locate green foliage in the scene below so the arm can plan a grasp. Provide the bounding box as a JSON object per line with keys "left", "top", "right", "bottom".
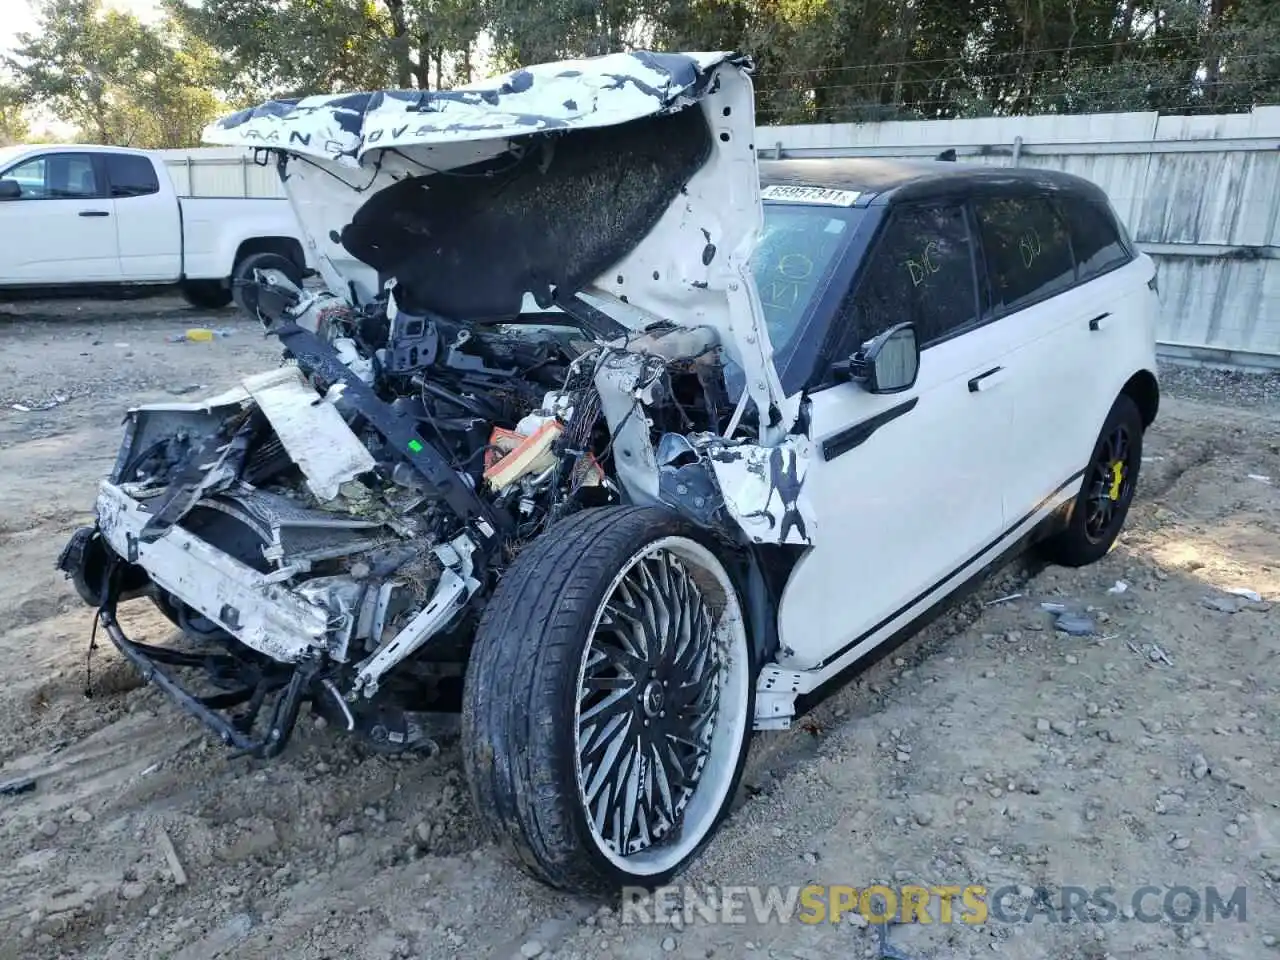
{"left": 6, "top": 0, "right": 225, "bottom": 147}
{"left": 0, "top": 76, "right": 29, "bottom": 146}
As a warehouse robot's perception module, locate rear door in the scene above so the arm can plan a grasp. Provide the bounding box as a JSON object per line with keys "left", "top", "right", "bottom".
{"left": 973, "top": 191, "right": 1141, "bottom": 521}
{"left": 0, "top": 151, "right": 119, "bottom": 283}
{"left": 104, "top": 153, "right": 182, "bottom": 282}
{"left": 776, "top": 199, "right": 1013, "bottom": 673}
{"left": 969, "top": 192, "right": 1082, "bottom": 518}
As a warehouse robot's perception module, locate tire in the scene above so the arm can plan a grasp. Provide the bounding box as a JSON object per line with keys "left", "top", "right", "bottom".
{"left": 462, "top": 506, "right": 755, "bottom": 896}
{"left": 180, "top": 280, "right": 233, "bottom": 310}
{"left": 1039, "top": 393, "right": 1144, "bottom": 567}
{"left": 230, "top": 251, "right": 302, "bottom": 316}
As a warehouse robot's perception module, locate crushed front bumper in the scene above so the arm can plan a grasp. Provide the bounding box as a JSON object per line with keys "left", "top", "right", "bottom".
{"left": 94, "top": 481, "right": 331, "bottom": 663}
{"left": 97, "top": 606, "right": 315, "bottom": 757}
{"left": 63, "top": 481, "right": 339, "bottom": 757}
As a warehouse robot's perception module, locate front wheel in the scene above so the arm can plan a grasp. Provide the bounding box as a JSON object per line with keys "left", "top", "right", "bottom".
{"left": 462, "top": 506, "right": 755, "bottom": 895}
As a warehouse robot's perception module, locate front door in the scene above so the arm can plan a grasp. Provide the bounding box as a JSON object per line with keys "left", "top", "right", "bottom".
{"left": 0, "top": 151, "right": 120, "bottom": 284}
{"left": 776, "top": 200, "right": 1012, "bottom": 673}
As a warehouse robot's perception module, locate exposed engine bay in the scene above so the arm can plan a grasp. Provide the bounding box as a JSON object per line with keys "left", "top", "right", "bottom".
{"left": 57, "top": 51, "right": 817, "bottom": 758}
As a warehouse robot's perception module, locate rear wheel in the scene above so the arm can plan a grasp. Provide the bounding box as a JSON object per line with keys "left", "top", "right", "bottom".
{"left": 1040, "top": 393, "right": 1144, "bottom": 567}
{"left": 231, "top": 251, "right": 302, "bottom": 316}
{"left": 462, "top": 506, "right": 754, "bottom": 895}
{"left": 179, "top": 279, "right": 233, "bottom": 310}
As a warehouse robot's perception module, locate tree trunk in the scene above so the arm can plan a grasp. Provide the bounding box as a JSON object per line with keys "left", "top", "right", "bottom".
{"left": 1113, "top": 0, "right": 1136, "bottom": 64}
{"left": 413, "top": 38, "right": 431, "bottom": 89}
{"left": 382, "top": 0, "right": 414, "bottom": 88}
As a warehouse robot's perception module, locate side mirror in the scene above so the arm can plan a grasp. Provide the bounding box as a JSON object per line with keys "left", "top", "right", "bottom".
{"left": 0, "top": 179, "right": 21, "bottom": 200}
{"left": 834, "top": 322, "right": 919, "bottom": 393}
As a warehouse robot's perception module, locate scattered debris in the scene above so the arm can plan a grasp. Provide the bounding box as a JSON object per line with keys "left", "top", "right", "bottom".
{"left": 1108, "top": 580, "right": 1129, "bottom": 594}
{"left": 1201, "top": 595, "right": 1242, "bottom": 614}
{"left": 1226, "top": 588, "right": 1263, "bottom": 602}
{"left": 1040, "top": 601, "right": 1068, "bottom": 613}
{"left": 984, "top": 592, "right": 1023, "bottom": 606}
{"left": 1150, "top": 644, "right": 1174, "bottom": 666}
{"left": 8, "top": 393, "right": 70, "bottom": 412}
{"left": 157, "top": 827, "right": 188, "bottom": 886}
{"left": 0, "top": 775, "right": 35, "bottom": 796}
{"left": 1247, "top": 474, "right": 1272, "bottom": 484}
{"left": 1054, "top": 613, "right": 1095, "bottom": 636}
{"left": 167, "top": 327, "right": 235, "bottom": 343}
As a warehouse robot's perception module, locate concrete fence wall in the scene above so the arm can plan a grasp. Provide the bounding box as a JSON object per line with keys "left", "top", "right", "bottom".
{"left": 759, "top": 106, "right": 1280, "bottom": 369}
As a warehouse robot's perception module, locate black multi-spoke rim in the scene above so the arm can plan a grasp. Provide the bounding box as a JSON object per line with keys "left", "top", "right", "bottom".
{"left": 1083, "top": 425, "right": 1134, "bottom": 542}
{"left": 576, "top": 550, "right": 720, "bottom": 858}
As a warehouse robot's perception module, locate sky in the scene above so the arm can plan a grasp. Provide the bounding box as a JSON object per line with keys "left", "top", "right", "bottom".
{"left": 1, "top": 0, "right": 162, "bottom": 58}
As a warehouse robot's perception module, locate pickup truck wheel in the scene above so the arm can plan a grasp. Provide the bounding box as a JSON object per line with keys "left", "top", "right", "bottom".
{"left": 1039, "top": 393, "right": 1144, "bottom": 567}
{"left": 180, "top": 280, "right": 233, "bottom": 310}
{"left": 462, "top": 506, "right": 755, "bottom": 895}
{"left": 231, "top": 252, "right": 302, "bottom": 316}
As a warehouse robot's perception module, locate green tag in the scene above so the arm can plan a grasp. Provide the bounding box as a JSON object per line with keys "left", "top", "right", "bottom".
{"left": 408, "top": 439, "right": 423, "bottom": 453}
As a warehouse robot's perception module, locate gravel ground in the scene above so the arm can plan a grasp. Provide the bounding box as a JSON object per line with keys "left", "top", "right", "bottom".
{"left": 1156, "top": 360, "right": 1280, "bottom": 413}
{"left": 0, "top": 296, "right": 1278, "bottom": 960}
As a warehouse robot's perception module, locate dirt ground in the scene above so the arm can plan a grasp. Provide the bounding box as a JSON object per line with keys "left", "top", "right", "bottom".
{"left": 1, "top": 295, "right": 1279, "bottom": 960}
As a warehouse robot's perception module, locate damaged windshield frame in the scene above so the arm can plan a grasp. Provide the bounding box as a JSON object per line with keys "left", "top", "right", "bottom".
{"left": 755, "top": 200, "right": 873, "bottom": 397}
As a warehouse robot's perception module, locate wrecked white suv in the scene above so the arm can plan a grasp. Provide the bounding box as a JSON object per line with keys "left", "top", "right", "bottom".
{"left": 57, "top": 52, "right": 1161, "bottom": 895}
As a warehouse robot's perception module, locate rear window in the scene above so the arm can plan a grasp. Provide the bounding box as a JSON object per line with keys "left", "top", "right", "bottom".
{"left": 1060, "top": 196, "right": 1132, "bottom": 282}
{"left": 106, "top": 154, "right": 160, "bottom": 198}
{"left": 752, "top": 204, "right": 859, "bottom": 353}
{"left": 975, "top": 196, "right": 1076, "bottom": 315}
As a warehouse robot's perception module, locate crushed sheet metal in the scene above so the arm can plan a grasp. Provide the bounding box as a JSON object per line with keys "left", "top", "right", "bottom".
{"left": 95, "top": 482, "right": 331, "bottom": 663}
{"left": 203, "top": 51, "right": 747, "bottom": 165}
{"left": 709, "top": 440, "right": 815, "bottom": 545}
{"left": 241, "top": 367, "right": 375, "bottom": 501}
{"left": 761, "top": 184, "right": 860, "bottom": 206}
{"left": 131, "top": 384, "right": 251, "bottom": 415}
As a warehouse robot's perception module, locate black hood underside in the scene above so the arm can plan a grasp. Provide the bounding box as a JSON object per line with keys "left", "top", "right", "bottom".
{"left": 338, "top": 106, "right": 714, "bottom": 320}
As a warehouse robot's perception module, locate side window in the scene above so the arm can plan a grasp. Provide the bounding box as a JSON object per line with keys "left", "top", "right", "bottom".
{"left": 106, "top": 154, "right": 160, "bottom": 198}
{"left": 1061, "top": 197, "right": 1132, "bottom": 283}
{"left": 2, "top": 153, "right": 101, "bottom": 199}
{"left": 840, "top": 203, "right": 977, "bottom": 352}
{"left": 974, "top": 195, "right": 1075, "bottom": 315}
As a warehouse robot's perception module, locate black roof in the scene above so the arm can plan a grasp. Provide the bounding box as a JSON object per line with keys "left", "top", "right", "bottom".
{"left": 758, "top": 157, "right": 1109, "bottom": 206}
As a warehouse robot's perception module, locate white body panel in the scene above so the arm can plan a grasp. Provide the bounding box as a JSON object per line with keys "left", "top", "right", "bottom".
{"left": 0, "top": 195, "right": 122, "bottom": 282}
{"left": 0, "top": 144, "right": 313, "bottom": 289}
{"left": 777, "top": 320, "right": 1012, "bottom": 671}
{"left": 763, "top": 256, "right": 1160, "bottom": 723}
{"left": 113, "top": 182, "right": 182, "bottom": 281}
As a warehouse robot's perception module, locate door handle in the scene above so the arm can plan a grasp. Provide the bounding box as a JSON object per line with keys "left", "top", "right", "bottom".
{"left": 1088, "top": 312, "right": 1111, "bottom": 331}
{"left": 78, "top": 210, "right": 110, "bottom": 217}
{"left": 967, "top": 366, "right": 1006, "bottom": 392}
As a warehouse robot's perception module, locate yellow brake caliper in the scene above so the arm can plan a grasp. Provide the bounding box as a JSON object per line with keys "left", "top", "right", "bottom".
{"left": 1108, "top": 461, "right": 1124, "bottom": 501}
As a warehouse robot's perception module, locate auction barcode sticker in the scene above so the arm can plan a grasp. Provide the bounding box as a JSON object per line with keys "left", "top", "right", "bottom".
{"left": 761, "top": 185, "right": 861, "bottom": 206}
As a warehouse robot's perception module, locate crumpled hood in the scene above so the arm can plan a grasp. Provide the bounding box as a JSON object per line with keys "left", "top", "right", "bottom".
{"left": 202, "top": 52, "right": 790, "bottom": 425}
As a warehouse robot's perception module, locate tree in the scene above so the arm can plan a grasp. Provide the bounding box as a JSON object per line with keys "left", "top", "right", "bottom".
{"left": 167, "top": 0, "right": 485, "bottom": 97}
{"left": 0, "top": 78, "right": 30, "bottom": 145}
{"left": 7, "top": 0, "right": 225, "bottom": 147}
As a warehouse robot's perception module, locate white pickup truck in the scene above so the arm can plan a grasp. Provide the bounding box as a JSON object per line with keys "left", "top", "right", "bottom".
{"left": 0, "top": 143, "right": 314, "bottom": 310}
